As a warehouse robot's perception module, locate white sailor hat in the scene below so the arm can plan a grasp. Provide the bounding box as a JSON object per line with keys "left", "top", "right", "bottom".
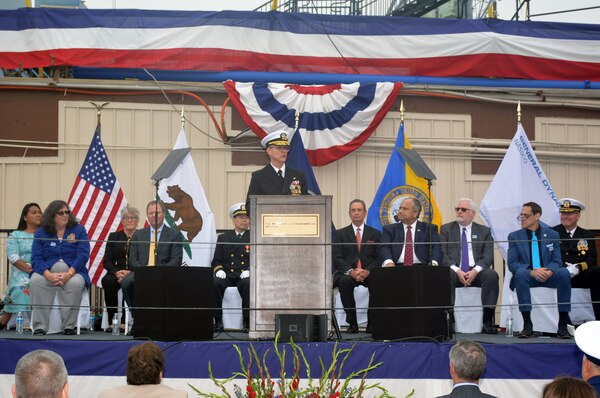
{"left": 229, "top": 202, "right": 248, "bottom": 218}
{"left": 575, "top": 321, "right": 600, "bottom": 366}
{"left": 260, "top": 131, "right": 290, "bottom": 149}
{"left": 559, "top": 198, "right": 586, "bottom": 213}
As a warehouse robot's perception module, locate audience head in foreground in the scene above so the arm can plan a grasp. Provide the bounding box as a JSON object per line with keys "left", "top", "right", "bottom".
{"left": 12, "top": 349, "right": 68, "bottom": 398}
{"left": 99, "top": 342, "right": 188, "bottom": 398}
{"left": 542, "top": 376, "right": 597, "bottom": 398}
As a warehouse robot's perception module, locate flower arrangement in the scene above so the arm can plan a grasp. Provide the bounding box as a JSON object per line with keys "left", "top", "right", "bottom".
{"left": 190, "top": 334, "right": 414, "bottom": 398}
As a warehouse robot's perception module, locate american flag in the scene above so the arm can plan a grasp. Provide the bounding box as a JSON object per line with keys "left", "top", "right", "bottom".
{"left": 68, "top": 125, "right": 127, "bottom": 286}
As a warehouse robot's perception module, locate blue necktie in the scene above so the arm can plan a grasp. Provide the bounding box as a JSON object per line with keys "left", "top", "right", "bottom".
{"left": 460, "top": 228, "right": 470, "bottom": 272}
{"left": 531, "top": 233, "right": 541, "bottom": 269}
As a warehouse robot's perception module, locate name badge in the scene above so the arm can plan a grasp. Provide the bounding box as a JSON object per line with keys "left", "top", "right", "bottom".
{"left": 50, "top": 242, "right": 56, "bottom": 247}
{"left": 547, "top": 244, "right": 554, "bottom": 251}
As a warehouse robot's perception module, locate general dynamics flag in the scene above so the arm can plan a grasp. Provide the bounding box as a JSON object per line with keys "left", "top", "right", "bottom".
{"left": 367, "top": 123, "right": 442, "bottom": 231}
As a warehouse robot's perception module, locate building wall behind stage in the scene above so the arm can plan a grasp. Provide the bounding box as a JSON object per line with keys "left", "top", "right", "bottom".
{"left": 1, "top": 100, "right": 600, "bottom": 306}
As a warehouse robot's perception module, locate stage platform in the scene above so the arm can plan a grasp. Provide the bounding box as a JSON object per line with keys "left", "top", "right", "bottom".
{"left": 0, "top": 328, "right": 581, "bottom": 398}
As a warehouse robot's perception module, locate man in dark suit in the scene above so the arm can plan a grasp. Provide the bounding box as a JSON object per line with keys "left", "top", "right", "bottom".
{"left": 121, "top": 200, "right": 183, "bottom": 315}
{"left": 507, "top": 201, "right": 571, "bottom": 338}
{"left": 441, "top": 198, "right": 499, "bottom": 334}
{"left": 246, "top": 131, "right": 308, "bottom": 208}
{"left": 553, "top": 198, "right": 600, "bottom": 320}
{"left": 212, "top": 203, "right": 251, "bottom": 332}
{"left": 436, "top": 340, "right": 497, "bottom": 398}
{"left": 380, "top": 197, "right": 442, "bottom": 267}
{"left": 333, "top": 199, "right": 381, "bottom": 334}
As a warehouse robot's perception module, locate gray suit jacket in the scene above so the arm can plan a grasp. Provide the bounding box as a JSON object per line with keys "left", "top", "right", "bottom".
{"left": 436, "top": 384, "right": 497, "bottom": 398}
{"left": 440, "top": 221, "right": 494, "bottom": 269}
{"left": 129, "top": 225, "right": 183, "bottom": 267}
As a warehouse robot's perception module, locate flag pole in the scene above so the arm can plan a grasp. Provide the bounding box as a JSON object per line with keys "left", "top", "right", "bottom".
{"left": 180, "top": 106, "right": 185, "bottom": 130}
{"left": 517, "top": 100, "right": 521, "bottom": 124}
{"left": 89, "top": 101, "right": 109, "bottom": 132}
{"left": 400, "top": 100, "right": 405, "bottom": 123}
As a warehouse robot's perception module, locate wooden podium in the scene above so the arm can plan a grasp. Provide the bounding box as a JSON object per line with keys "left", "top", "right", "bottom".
{"left": 249, "top": 195, "right": 332, "bottom": 339}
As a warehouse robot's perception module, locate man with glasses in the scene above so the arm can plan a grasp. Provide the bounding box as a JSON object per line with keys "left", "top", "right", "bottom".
{"left": 246, "top": 131, "right": 308, "bottom": 204}
{"left": 440, "top": 198, "right": 499, "bottom": 334}
{"left": 552, "top": 198, "right": 600, "bottom": 320}
{"left": 507, "top": 201, "right": 572, "bottom": 338}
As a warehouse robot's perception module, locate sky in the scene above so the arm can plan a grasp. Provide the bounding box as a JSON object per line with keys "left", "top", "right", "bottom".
{"left": 79, "top": 0, "right": 600, "bottom": 24}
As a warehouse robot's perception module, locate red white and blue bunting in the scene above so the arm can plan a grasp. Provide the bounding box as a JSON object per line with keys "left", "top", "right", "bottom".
{"left": 224, "top": 81, "right": 402, "bottom": 166}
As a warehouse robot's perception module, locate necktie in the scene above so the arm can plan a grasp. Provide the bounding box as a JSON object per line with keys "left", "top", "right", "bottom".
{"left": 356, "top": 227, "right": 362, "bottom": 269}
{"left": 277, "top": 169, "right": 284, "bottom": 180}
{"left": 148, "top": 233, "right": 156, "bottom": 266}
{"left": 237, "top": 233, "right": 242, "bottom": 240}
{"left": 404, "top": 225, "right": 413, "bottom": 266}
{"left": 531, "top": 233, "right": 541, "bottom": 269}
{"left": 568, "top": 231, "right": 573, "bottom": 238}
{"left": 460, "top": 228, "right": 470, "bottom": 272}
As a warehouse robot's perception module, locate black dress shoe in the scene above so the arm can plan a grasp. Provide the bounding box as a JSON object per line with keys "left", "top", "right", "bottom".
{"left": 346, "top": 324, "right": 359, "bottom": 334}
{"left": 0, "top": 322, "right": 6, "bottom": 331}
{"left": 518, "top": 324, "right": 534, "bottom": 338}
{"left": 214, "top": 320, "right": 223, "bottom": 332}
{"left": 242, "top": 321, "right": 250, "bottom": 333}
{"left": 33, "top": 329, "right": 46, "bottom": 336}
{"left": 482, "top": 323, "right": 498, "bottom": 335}
{"left": 365, "top": 323, "right": 372, "bottom": 334}
{"left": 557, "top": 324, "right": 572, "bottom": 339}
{"left": 64, "top": 328, "right": 75, "bottom": 336}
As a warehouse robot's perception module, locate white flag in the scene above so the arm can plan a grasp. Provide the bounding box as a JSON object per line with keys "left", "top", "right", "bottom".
{"left": 158, "top": 128, "right": 217, "bottom": 266}
{"left": 479, "top": 123, "right": 560, "bottom": 329}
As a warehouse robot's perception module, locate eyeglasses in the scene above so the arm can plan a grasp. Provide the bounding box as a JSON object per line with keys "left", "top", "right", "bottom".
{"left": 517, "top": 213, "right": 534, "bottom": 220}
{"left": 56, "top": 210, "right": 71, "bottom": 216}
{"left": 455, "top": 207, "right": 471, "bottom": 213}
{"left": 122, "top": 216, "right": 139, "bottom": 221}
{"left": 271, "top": 146, "right": 290, "bottom": 152}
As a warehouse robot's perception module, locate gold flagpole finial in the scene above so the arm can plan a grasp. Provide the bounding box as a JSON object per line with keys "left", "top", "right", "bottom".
{"left": 517, "top": 100, "right": 522, "bottom": 123}
{"left": 89, "top": 101, "right": 110, "bottom": 127}
{"left": 294, "top": 109, "right": 300, "bottom": 131}
{"left": 180, "top": 106, "right": 185, "bottom": 129}
{"left": 400, "top": 100, "right": 405, "bottom": 123}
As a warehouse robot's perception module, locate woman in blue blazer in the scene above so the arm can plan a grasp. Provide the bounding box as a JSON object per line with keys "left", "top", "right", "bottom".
{"left": 30, "top": 200, "right": 90, "bottom": 335}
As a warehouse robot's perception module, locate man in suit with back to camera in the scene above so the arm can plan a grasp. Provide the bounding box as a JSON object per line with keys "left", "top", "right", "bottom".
{"left": 333, "top": 199, "right": 381, "bottom": 334}
{"left": 552, "top": 198, "right": 600, "bottom": 320}
{"left": 507, "top": 201, "right": 572, "bottom": 338}
{"left": 212, "top": 202, "right": 251, "bottom": 333}
{"left": 440, "top": 198, "right": 499, "bottom": 334}
{"left": 380, "top": 197, "right": 443, "bottom": 267}
{"left": 575, "top": 320, "right": 600, "bottom": 396}
{"left": 246, "top": 131, "right": 308, "bottom": 209}
{"left": 12, "top": 349, "right": 69, "bottom": 398}
{"left": 121, "top": 200, "right": 183, "bottom": 319}
{"left": 436, "top": 340, "right": 497, "bottom": 398}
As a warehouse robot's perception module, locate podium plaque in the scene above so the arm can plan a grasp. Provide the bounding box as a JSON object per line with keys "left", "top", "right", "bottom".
{"left": 249, "top": 195, "right": 332, "bottom": 339}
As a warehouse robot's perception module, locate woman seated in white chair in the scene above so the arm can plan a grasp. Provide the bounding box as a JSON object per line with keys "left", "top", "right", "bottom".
{"left": 101, "top": 205, "right": 139, "bottom": 333}
{"left": 30, "top": 200, "right": 90, "bottom": 336}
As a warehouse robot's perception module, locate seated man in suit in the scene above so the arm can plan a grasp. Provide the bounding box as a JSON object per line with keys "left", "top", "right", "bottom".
{"left": 333, "top": 199, "right": 381, "bottom": 334}
{"left": 212, "top": 203, "right": 251, "bottom": 332}
{"left": 508, "top": 201, "right": 571, "bottom": 338}
{"left": 440, "top": 198, "right": 499, "bottom": 334}
{"left": 121, "top": 200, "right": 183, "bottom": 317}
{"left": 246, "top": 131, "right": 308, "bottom": 209}
{"left": 552, "top": 198, "right": 600, "bottom": 320}
{"left": 380, "top": 197, "right": 442, "bottom": 267}
{"left": 435, "top": 340, "right": 497, "bottom": 398}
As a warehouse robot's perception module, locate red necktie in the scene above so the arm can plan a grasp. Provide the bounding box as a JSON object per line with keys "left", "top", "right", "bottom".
{"left": 404, "top": 226, "right": 413, "bottom": 266}
{"left": 356, "top": 227, "right": 362, "bottom": 269}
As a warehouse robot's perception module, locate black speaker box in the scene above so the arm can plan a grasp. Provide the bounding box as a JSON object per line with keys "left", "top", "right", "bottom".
{"left": 275, "top": 314, "right": 328, "bottom": 342}
{"left": 369, "top": 266, "right": 452, "bottom": 341}
{"left": 134, "top": 266, "right": 215, "bottom": 341}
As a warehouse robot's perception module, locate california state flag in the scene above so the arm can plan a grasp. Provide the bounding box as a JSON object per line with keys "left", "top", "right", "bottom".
{"left": 158, "top": 128, "right": 217, "bottom": 266}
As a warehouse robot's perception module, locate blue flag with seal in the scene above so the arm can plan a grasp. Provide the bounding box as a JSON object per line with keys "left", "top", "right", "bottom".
{"left": 367, "top": 122, "right": 442, "bottom": 231}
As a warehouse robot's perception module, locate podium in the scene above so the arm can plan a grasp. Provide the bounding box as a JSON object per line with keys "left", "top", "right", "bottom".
{"left": 249, "top": 195, "right": 332, "bottom": 339}
{"left": 134, "top": 266, "right": 214, "bottom": 341}
{"left": 369, "top": 266, "right": 452, "bottom": 341}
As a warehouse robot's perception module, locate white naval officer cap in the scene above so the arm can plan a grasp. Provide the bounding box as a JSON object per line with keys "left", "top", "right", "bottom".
{"left": 229, "top": 202, "right": 248, "bottom": 219}
{"left": 559, "top": 198, "right": 586, "bottom": 213}
{"left": 260, "top": 131, "right": 290, "bottom": 149}
{"left": 575, "top": 321, "right": 600, "bottom": 366}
